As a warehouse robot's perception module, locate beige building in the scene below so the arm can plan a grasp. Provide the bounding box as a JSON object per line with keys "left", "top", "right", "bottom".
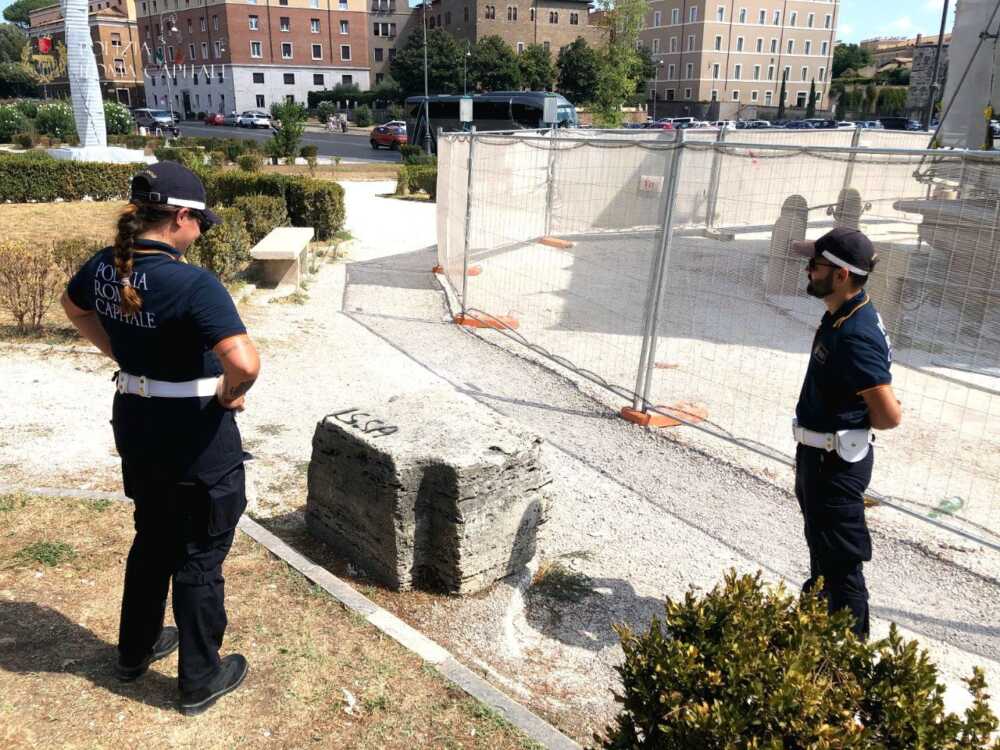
{"left": 640, "top": 0, "right": 839, "bottom": 112}
{"left": 860, "top": 33, "right": 950, "bottom": 69}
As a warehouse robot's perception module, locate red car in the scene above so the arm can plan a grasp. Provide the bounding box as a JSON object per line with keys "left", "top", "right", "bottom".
{"left": 370, "top": 121, "right": 407, "bottom": 150}
{"left": 203, "top": 112, "right": 224, "bottom": 125}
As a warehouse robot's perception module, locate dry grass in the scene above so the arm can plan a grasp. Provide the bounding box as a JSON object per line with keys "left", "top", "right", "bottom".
{"left": 0, "top": 493, "right": 542, "bottom": 750}
{"left": 0, "top": 201, "right": 125, "bottom": 246}
{"left": 258, "top": 163, "right": 401, "bottom": 181}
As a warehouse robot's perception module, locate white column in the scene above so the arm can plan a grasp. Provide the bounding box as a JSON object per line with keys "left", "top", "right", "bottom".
{"left": 62, "top": 0, "right": 107, "bottom": 147}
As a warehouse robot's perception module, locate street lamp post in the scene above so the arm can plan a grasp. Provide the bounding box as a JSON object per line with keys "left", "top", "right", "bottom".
{"left": 463, "top": 41, "right": 471, "bottom": 95}
{"left": 422, "top": 1, "right": 432, "bottom": 153}
{"left": 650, "top": 60, "right": 664, "bottom": 121}
{"left": 158, "top": 14, "right": 180, "bottom": 143}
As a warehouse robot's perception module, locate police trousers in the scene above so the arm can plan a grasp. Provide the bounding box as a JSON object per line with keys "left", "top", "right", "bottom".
{"left": 794, "top": 444, "right": 874, "bottom": 638}
{"left": 117, "top": 459, "right": 247, "bottom": 692}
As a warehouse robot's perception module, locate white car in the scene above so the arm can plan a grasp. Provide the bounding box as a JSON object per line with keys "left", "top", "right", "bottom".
{"left": 237, "top": 110, "right": 272, "bottom": 128}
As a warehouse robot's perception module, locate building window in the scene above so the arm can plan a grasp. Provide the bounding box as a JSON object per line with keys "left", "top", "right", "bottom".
{"left": 653, "top": 10, "right": 661, "bottom": 26}
{"left": 281, "top": 42, "right": 293, "bottom": 58}
{"left": 671, "top": 8, "right": 679, "bottom": 24}
{"left": 732, "top": 90, "right": 740, "bottom": 101}
{"left": 765, "top": 91, "right": 772, "bottom": 105}
{"left": 311, "top": 18, "right": 320, "bottom": 32}
{"left": 687, "top": 34, "right": 694, "bottom": 51}
{"left": 310, "top": 0, "right": 319, "bottom": 6}
{"left": 307, "top": 43, "right": 319, "bottom": 59}
{"left": 507, "top": 6, "right": 516, "bottom": 21}
{"left": 807, "top": 12, "right": 814, "bottom": 28}
{"left": 340, "top": 19, "right": 349, "bottom": 33}
{"left": 341, "top": 44, "right": 351, "bottom": 60}
{"left": 543, "top": 40, "right": 549, "bottom": 52}
{"left": 284, "top": 72, "right": 295, "bottom": 84}
{"left": 253, "top": 72, "right": 265, "bottom": 83}
{"left": 569, "top": 11, "right": 578, "bottom": 25}
{"left": 667, "top": 63, "right": 675, "bottom": 79}
{"left": 167, "top": 45, "right": 174, "bottom": 61}
{"left": 738, "top": 7, "right": 746, "bottom": 23}
{"left": 689, "top": 6, "right": 697, "bottom": 22}
{"left": 716, "top": 6, "right": 724, "bottom": 22}
{"left": 374, "top": 47, "right": 383, "bottom": 61}
{"left": 714, "top": 35, "right": 722, "bottom": 51}
{"left": 201, "top": 42, "right": 208, "bottom": 59}
{"left": 805, "top": 40, "right": 812, "bottom": 55}
{"left": 789, "top": 11, "right": 796, "bottom": 26}
{"left": 801, "top": 66, "right": 808, "bottom": 80}
{"left": 212, "top": 14, "right": 218, "bottom": 31}
{"left": 755, "top": 37, "right": 763, "bottom": 52}
{"left": 249, "top": 15, "right": 259, "bottom": 30}
{"left": 734, "top": 64, "right": 741, "bottom": 80}
{"left": 824, "top": 14, "right": 832, "bottom": 29}
{"left": 529, "top": 7, "right": 534, "bottom": 21}
{"left": 736, "top": 37, "right": 743, "bottom": 52}
{"left": 218, "top": 70, "right": 224, "bottom": 83}
{"left": 549, "top": 11, "right": 558, "bottom": 23}
{"left": 773, "top": 10, "right": 780, "bottom": 25}
{"left": 666, "top": 89, "right": 674, "bottom": 101}
{"left": 767, "top": 64, "right": 774, "bottom": 80}
{"left": 342, "top": 74, "right": 352, "bottom": 84}
{"left": 516, "top": 41, "right": 524, "bottom": 53}
{"left": 821, "top": 41, "right": 829, "bottom": 56}
{"left": 251, "top": 41, "right": 262, "bottom": 57}
{"left": 750, "top": 90, "right": 758, "bottom": 101}
{"left": 770, "top": 38, "right": 777, "bottom": 53}
{"left": 786, "top": 39, "right": 794, "bottom": 54}
{"left": 111, "top": 32, "right": 121, "bottom": 47}
{"left": 375, "top": 72, "right": 384, "bottom": 83}
{"left": 711, "top": 89, "right": 718, "bottom": 101}
{"left": 256, "top": 94, "right": 265, "bottom": 107}
{"left": 280, "top": 16, "right": 290, "bottom": 31}
{"left": 388, "top": 48, "right": 396, "bottom": 61}
{"left": 195, "top": 93, "right": 199, "bottom": 106}
{"left": 339, "top": 0, "right": 347, "bottom": 7}
{"left": 188, "top": 43, "right": 196, "bottom": 59}
{"left": 685, "top": 62, "right": 692, "bottom": 79}
{"left": 213, "top": 40, "right": 222, "bottom": 58}
{"left": 796, "top": 91, "right": 807, "bottom": 107}
{"left": 485, "top": 5, "right": 494, "bottom": 19}
{"left": 199, "top": 16, "right": 206, "bottom": 31}
{"left": 669, "top": 36, "right": 676, "bottom": 52}
{"left": 193, "top": 73, "right": 199, "bottom": 85}
{"left": 783, "top": 65, "right": 791, "bottom": 80}
{"left": 818, "top": 66, "right": 826, "bottom": 82}
{"left": 652, "top": 38, "right": 660, "bottom": 53}
{"left": 712, "top": 63, "right": 720, "bottom": 79}
{"left": 208, "top": 94, "right": 213, "bottom": 106}
{"left": 753, "top": 64, "right": 760, "bottom": 80}
{"left": 279, "top": 0, "right": 287, "bottom": 4}
{"left": 114, "top": 58, "right": 126, "bottom": 75}
{"left": 758, "top": 9, "right": 765, "bottom": 24}
{"left": 684, "top": 87, "right": 691, "bottom": 99}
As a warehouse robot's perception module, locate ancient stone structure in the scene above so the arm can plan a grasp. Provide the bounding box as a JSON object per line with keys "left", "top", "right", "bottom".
{"left": 306, "top": 390, "right": 550, "bottom": 594}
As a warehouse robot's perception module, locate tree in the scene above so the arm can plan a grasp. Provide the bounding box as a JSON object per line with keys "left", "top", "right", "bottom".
{"left": 518, "top": 43, "right": 555, "bottom": 91}
{"left": 389, "top": 27, "right": 464, "bottom": 97}
{"left": 832, "top": 42, "right": 873, "bottom": 78}
{"left": 2, "top": 0, "right": 52, "bottom": 30}
{"left": 268, "top": 101, "right": 307, "bottom": 160}
{"left": 369, "top": 74, "right": 403, "bottom": 103}
{"left": 469, "top": 35, "right": 521, "bottom": 92}
{"left": 590, "top": 0, "right": 649, "bottom": 126}
{"left": 0, "top": 23, "right": 27, "bottom": 63}
{"left": 776, "top": 69, "right": 788, "bottom": 119}
{"left": 805, "top": 79, "right": 817, "bottom": 118}
{"left": 0, "top": 61, "right": 41, "bottom": 98}
{"left": 556, "top": 37, "right": 600, "bottom": 105}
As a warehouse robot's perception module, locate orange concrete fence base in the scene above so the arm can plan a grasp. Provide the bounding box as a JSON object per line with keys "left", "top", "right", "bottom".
{"left": 432, "top": 265, "right": 481, "bottom": 276}
{"left": 454, "top": 313, "right": 519, "bottom": 330}
{"left": 620, "top": 401, "right": 708, "bottom": 428}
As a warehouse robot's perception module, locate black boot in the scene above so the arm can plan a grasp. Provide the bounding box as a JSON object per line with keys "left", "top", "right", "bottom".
{"left": 115, "top": 626, "right": 179, "bottom": 682}
{"left": 179, "top": 654, "right": 249, "bottom": 716}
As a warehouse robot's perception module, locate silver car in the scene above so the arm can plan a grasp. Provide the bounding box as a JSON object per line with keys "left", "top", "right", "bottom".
{"left": 237, "top": 110, "right": 272, "bottom": 128}
{"left": 133, "top": 108, "right": 177, "bottom": 131}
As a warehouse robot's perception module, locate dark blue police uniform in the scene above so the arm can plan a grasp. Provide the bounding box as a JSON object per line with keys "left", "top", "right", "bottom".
{"left": 67, "top": 238, "right": 248, "bottom": 694}
{"left": 795, "top": 289, "right": 892, "bottom": 637}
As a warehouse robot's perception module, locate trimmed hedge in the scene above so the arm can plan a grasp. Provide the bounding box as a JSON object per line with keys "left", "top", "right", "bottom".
{"left": 0, "top": 153, "right": 137, "bottom": 202}
{"left": 232, "top": 194, "right": 287, "bottom": 244}
{"left": 236, "top": 152, "right": 264, "bottom": 172}
{"left": 397, "top": 164, "right": 438, "bottom": 201}
{"left": 186, "top": 206, "right": 251, "bottom": 283}
{"left": 207, "top": 172, "right": 344, "bottom": 239}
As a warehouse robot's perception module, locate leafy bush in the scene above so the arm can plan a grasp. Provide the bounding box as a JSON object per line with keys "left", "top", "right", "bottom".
{"left": 352, "top": 105, "right": 373, "bottom": 127}
{"left": 153, "top": 146, "right": 205, "bottom": 172}
{"left": 196, "top": 111, "right": 206, "bottom": 120}
{"left": 317, "top": 100, "right": 338, "bottom": 123}
{"left": 0, "top": 153, "right": 137, "bottom": 201}
{"left": 186, "top": 206, "right": 251, "bottom": 283}
{"left": 35, "top": 101, "right": 77, "bottom": 140}
{"left": 223, "top": 138, "right": 246, "bottom": 162}
{"left": 597, "top": 570, "right": 1000, "bottom": 749}
{"left": 268, "top": 101, "right": 308, "bottom": 160}
{"left": 52, "top": 237, "right": 102, "bottom": 279}
{"left": 397, "top": 164, "right": 437, "bottom": 200}
{"left": 236, "top": 152, "right": 264, "bottom": 172}
{"left": 208, "top": 150, "right": 227, "bottom": 169}
{"left": 300, "top": 144, "right": 318, "bottom": 159}
{"left": 0, "top": 103, "right": 30, "bottom": 143}
{"left": 399, "top": 144, "right": 435, "bottom": 166}
{"left": 103, "top": 99, "right": 134, "bottom": 135}
{"left": 232, "top": 194, "right": 287, "bottom": 244}
{"left": 14, "top": 99, "right": 40, "bottom": 119}
{"left": 13, "top": 132, "right": 34, "bottom": 149}
{"left": 0, "top": 241, "right": 65, "bottom": 333}
{"left": 394, "top": 165, "right": 411, "bottom": 196}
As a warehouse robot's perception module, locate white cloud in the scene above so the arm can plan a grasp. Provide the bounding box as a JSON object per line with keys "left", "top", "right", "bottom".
{"left": 840, "top": 23, "right": 855, "bottom": 36}
{"left": 888, "top": 16, "right": 915, "bottom": 32}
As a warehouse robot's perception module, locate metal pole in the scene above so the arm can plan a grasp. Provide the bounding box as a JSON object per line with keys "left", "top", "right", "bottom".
{"left": 543, "top": 127, "right": 556, "bottom": 237}
{"left": 923, "top": 0, "right": 950, "bottom": 132}
{"left": 704, "top": 124, "right": 727, "bottom": 229}
{"left": 422, "top": 2, "right": 432, "bottom": 153}
{"left": 460, "top": 130, "right": 476, "bottom": 315}
{"left": 632, "top": 131, "right": 685, "bottom": 410}
{"left": 842, "top": 122, "right": 862, "bottom": 192}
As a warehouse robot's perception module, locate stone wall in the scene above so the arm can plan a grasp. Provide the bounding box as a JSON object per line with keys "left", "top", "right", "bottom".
{"left": 907, "top": 43, "right": 949, "bottom": 118}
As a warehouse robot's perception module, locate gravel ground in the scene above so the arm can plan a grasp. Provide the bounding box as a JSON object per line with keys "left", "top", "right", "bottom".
{"left": 2, "top": 181, "right": 998, "bottom": 744}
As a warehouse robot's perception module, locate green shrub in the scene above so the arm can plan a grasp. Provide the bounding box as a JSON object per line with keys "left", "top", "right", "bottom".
{"left": 35, "top": 101, "right": 77, "bottom": 140}
{"left": 0, "top": 104, "right": 30, "bottom": 143}
{"left": 0, "top": 154, "right": 137, "bottom": 202}
{"left": 223, "top": 138, "right": 246, "bottom": 162}
{"left": 0, "top": 241, "right": 65, "bottom": 333}
{"left": 410, "top": 165, "right": 437, "bottom": 200}
{"left": 286, "top": 178, "right": 345, "bottom": 240}
{"left": 269, "top": 101, "right": 308, "bottom": 160}
{"left": 394, "top": 164, "right": 410, "bottom": 196}
{"left": 236, "top": 152, "right": 264, "bottom": 172}
{"left": 352, "top": 105, "right": 373, "bottom": 127}
{"left": 14, "top": 99, "right": 40, "bottom": 119}
{"left": 103, "top": 99, "right": 134, "bottom": 135}
{"left": 153, "top": 146, "right": 204, "bottom": 172}
{"left": 187, "top": 206, "right": 251, "bottom": 283}
{"left": 124, "top": 134, "right": 149, "bottom": 150}
{"left": 317, "top": 101, "right": 338, "bottom": 124}
{"left": 597, "top": 570, "right": 1000, "bottom": 749}
{"left": 399, "top": 143, "right": 435, "bottom": 166}
{"left": 299, "top": 144, "right": 318, "bottom": 159}
{"left": 208, "top": 171, "right": 288, "bottom": 205}
{"left": 208, "top": 149, "right": 227, "bottom": 169}
{"left": 52, "top": 237, "right": 103, "bottom": 279}
{"left": 13, "top": 132, "right": 34, "bottom": 149}
{"left": 232, "top": 194, "right": 287, "bottom": 244}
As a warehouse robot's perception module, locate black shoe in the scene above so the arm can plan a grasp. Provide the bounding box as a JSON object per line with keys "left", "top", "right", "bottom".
{"left": 179, "top": 654, "right": 248, "bottom": 717}
{"left": 115, "top": 626, "right": 179, "bottom": 682}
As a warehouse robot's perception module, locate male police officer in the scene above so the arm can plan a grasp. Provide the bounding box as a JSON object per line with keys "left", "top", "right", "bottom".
{"left": 791, "top": 227, "right": 901, "bottom": 638}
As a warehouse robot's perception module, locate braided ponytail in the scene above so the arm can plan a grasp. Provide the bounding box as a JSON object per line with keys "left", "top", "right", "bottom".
{"left": 112, "top": 202, "right": 177, "bottom": 315}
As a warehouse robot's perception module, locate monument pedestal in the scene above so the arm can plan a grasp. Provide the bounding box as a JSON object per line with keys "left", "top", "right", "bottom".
{"left": 46, "top": 146, "right": 153, "bottom": 164}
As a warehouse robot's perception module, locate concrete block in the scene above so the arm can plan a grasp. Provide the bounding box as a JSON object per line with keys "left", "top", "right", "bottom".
{"left": 305, "top": 389, "right": 550, "bottom": 594}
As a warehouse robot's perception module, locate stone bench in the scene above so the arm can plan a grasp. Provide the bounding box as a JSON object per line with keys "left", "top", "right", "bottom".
{"left": 249, "top": 226, "right": 315, "bottom": 288}
{"left": 305, "top": 389, "right": 551, "bottom": 594}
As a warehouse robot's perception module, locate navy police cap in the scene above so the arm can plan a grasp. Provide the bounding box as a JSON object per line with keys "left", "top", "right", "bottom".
{"left": 791, "top": 226, "right": 876, "bottom": 276}
{"left": 130, "top": 161, "right": 221, "bottom": 226}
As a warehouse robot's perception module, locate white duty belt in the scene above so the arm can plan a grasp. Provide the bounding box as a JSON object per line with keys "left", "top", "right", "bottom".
{"left": 116, "top": 371, "right": 218, "bottom": 399}
{"left": 792, "top": 418, "right": 873, "bottom": 463}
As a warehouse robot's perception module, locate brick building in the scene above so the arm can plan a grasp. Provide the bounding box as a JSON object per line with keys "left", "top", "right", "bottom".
{"left": 28, "top": 0, "right": 147, "bottom": 107}
{"left": 136, "top": 0, "right": 371, "bottom": 116}
{"left": 367, "top": 0, "right": 419, "bottom": 86}
{"left": 639, "top": 0, "right": 839, "bottom": 112}
{"left": 419, "top": 0, "right": 602, "bottom": 56}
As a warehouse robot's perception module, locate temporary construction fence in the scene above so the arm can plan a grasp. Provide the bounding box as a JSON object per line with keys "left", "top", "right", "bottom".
{"left": 435, "top": 128, "right": 1000, "bottom": 545}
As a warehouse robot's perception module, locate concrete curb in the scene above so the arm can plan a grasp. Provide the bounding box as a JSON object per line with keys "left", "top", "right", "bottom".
{"left": 0, "top": 482, "right": 582, "bottom": 750}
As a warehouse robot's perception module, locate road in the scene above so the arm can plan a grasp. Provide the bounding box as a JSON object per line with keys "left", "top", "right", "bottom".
{"left": 176, "top": 122, "right": 401, "bottom": 163}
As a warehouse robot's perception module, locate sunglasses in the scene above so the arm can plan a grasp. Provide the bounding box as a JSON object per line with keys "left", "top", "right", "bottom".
{"left": 807, "top": 258, "right": 839, "bottom": 272}
{"left": 187, "top": 209, "right": 213, "bottom": 234}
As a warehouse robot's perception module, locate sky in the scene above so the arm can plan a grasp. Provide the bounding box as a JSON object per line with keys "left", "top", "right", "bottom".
{"left": 1, "top": 0, "right": 955, "bottom": 45}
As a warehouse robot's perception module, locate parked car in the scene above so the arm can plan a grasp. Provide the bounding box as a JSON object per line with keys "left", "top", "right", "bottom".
{"left": 785, "top": 120, "right": 813, "bottom": 129}
{"left": 879, "top": 116, "right": 923, "bottom": 131}
{"left": 203, "top": 112, "right": 224, "bottom": 125}
{"left": 222, "top": 111, "right": 240, "bottom": 126}
{"left": 370, "top": 122, "right": 408, "bottom": 149}
{"left": 644, "top": 119, "right": 674, "bottom": 130}
{"left": 750, "top": 120, "right": 772, "bottom": 128}
{"left": 132, "top": 108, "right": 179, "bottom": 135}
{"left": 710, "top": 120, "right": 737, "bottom": 129}
{"left": 237, "top": 110, "right": 272, "bottom": 128}
{"left": 668, "top": 117, "right": 696, "bottom": 127}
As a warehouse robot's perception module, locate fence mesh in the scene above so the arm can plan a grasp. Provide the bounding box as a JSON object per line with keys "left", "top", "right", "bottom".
{"left": 437, "top": 129, "right": 1000, "bottom": 539}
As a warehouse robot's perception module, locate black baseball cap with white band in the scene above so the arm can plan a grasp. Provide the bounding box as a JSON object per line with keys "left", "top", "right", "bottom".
{"left": 791, "top": 226, "right": 877, "bottom": 276}
{"left": 129, "top": 161, "right": 221, "bottom": 226}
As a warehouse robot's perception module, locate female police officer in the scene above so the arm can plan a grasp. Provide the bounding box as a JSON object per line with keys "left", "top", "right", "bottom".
{"left": 60, "top": 161, "right": 260, "bottom": 715}
{"left": 791, "top": 227, "right": 901, "bottom": 638}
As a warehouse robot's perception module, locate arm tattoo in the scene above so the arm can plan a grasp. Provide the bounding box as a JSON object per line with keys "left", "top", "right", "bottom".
{"left": 224, "top": 378, "right": 256, "bottom": 401}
